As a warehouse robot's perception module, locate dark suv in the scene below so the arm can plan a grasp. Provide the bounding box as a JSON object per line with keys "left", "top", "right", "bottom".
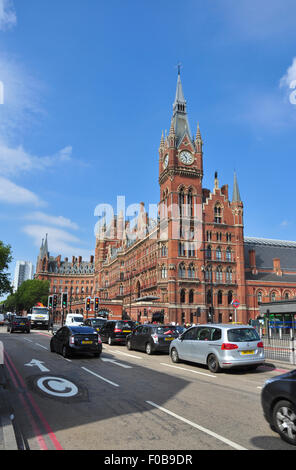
{"left": 7, "top": 316, "right": 30, "bottom": 334}
{"left": 100, "top": 320, "right": 135, "bottom": 345}
{"left": 126, "top": 324, "right": 179, "bottom": 355}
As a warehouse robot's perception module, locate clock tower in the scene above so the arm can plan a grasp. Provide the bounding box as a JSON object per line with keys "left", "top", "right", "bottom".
{"left": 158, "top": 70, "right": 204, "bottom": 323}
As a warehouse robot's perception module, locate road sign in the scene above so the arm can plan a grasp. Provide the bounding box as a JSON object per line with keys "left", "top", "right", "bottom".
{"left": 232, "top": 299, "right": 240, "bottom": 309}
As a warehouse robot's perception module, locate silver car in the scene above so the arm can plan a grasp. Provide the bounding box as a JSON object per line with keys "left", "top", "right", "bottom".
{"left": 169, "top": 324, "right": 265, "bottom": 373}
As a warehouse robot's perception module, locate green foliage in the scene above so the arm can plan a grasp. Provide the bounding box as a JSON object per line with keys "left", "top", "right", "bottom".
{"left": 4, "top": 279, "right": 50, "bottom": 312}
{"left": 0, "top": 241, "right": 13, "bottom": 297}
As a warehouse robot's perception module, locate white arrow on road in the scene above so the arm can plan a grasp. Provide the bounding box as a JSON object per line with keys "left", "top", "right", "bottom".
{"left": 101, "top": 358, "right": 132, "bottom": 369}
{"left": 25, "top": 359, "right": 50, "bottom": 372}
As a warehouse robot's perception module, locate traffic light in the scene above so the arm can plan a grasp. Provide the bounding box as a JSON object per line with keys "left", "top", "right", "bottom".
{"left": 48, "top": 295, "right": 53, "bottom": 308}
{"left": 85, "top": 297, "right": 91, "bottom": 311}
{"left": 61, "top": 292, "right": 68, "bottom": 309}
{"left": 53, "top": 294, "right": 57, "bottom": 308}
{"left": 94, "top": 297, "right": 100, "bottom": 311}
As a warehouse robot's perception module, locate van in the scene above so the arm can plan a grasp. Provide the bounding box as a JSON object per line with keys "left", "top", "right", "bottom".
{"left": 65, "top": 314, "right": 84, "bottom": 327}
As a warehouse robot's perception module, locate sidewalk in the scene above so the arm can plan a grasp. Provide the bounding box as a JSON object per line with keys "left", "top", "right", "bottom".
{"left": 0, "top": 356, "right": 18, "bottom": 450}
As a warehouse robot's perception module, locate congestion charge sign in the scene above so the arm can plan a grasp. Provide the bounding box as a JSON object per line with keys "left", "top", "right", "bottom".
{"left": 232, "top": 299, "right": 240, "bottom": 309}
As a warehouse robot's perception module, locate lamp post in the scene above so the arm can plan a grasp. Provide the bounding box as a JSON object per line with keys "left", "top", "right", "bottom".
{"left": 126, "top": 268, "right": 136, "bottom": 319}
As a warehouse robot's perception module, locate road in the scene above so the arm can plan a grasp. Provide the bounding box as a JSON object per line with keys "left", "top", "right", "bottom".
{"left": 1, "top": 326, "right": 295, "bottom": 451}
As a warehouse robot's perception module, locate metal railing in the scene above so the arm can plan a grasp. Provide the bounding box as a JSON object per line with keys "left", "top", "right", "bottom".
{"left": 257, "top": 323, "right": 296, "bottom": 365}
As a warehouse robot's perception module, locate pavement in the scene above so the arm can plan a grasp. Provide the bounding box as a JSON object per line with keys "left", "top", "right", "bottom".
{"left": 0, "top": 336, "right": 295, "bottom": 451}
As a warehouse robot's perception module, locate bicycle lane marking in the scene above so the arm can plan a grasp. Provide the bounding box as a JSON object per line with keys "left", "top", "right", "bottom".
{"left": 4, "top": 351, "right": 63, "bottom": 450}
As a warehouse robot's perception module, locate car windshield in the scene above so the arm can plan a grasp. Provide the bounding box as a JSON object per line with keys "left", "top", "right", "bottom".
{"left": 154, "top": 326, "right": 177, "bottom": 335}
{"left": 227, "top": 328, "right": 260, "bottom": 342}
{"left": 73, "top": 317, "right": 83, "bottom": 322}
{"left": 116, "top": 322, "right": 134, "bottom": 329}
{"left": 91, "top": 319, "right": 106, "bottom": 326}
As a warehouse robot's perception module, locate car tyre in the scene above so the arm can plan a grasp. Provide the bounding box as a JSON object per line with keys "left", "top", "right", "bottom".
{"left": 207, "top": 354, "right": 221, "bottom": 373}
{"left": 170, "top": 347, "right": 180, "bottom": 363}
{"left": 108, "top": 336, "right": 113, "bottom": 346}
{"left": 273, "top": 400, "right": 296, "bottom": 446}
{"left": 126, "top": 339, "right": 132, "bottom": 350}
{"left": 50, "top": 341, "right": 55, "bottom": 353}
{"left": 94, "top": 352, "right": 101, "bottom": 358}
{"left": 62, "top": 346, "right": 70, "bottom": 358}
{"left": 145, "top": 342, "right": 153, "bottom": 355}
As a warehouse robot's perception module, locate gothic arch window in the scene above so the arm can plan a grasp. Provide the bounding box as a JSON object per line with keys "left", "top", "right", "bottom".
{"left": 178, "top": 263, "right": 186, "bottom": 278}
{"left": 189, "top": 289, "right": 194, "bottom": 304}
{"left": 216, "top": 266, "right": 223, "bottom": 282}
{"left": 228, "top": 290, "right": 233, "bottom": 305}
{"left": 180, "top": 289, "right": 186, "bottom": 303}
{"left": 206, "top": 245, "right": 212, "bottom": 260}
{"left": 188, "top": 189, "right": 193, "bottom": 217}
{"left": 119, "top": 284, "right": 124, "bottom": 296}
{"left": 226, "top": 247, "right": 232, "bottom": 262}
{"left": 270, "top": 291, "right": 276, "bottom": 302}
{"left": 188, "top": 264, "right": 195, "bottom": 279}
{"left": 226, "top": 267, "right": 232, "bottom": 283}
{"left": 161, "top": 265, "right": 167, "bottom": 279}
{"left": 205, "top": 266, "right": 212, "bottom": 281}
{"left": 284, "top": 292, "right": 290, "bottom": 300}
{"left": 207, "top": 290, "right": 212, "bottom": 305}
{"left": 218, "top": 290, "right": 223, "bottom": 305}
{"left": 214, "top": 204, "right": 222, "bottom": 224}
{"left": 216, "top": 246, "right": 222, "bottom": 260}
{"left": 257, "top": 291, "right": 262, "bottom": 303}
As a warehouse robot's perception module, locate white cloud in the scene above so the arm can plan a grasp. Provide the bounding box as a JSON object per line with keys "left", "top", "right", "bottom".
{"left": 280, "top": 57, "right": 296, "bottom": 89}
{"left": 0, "top": 0, "right": 16, "bottom": 31}
{"left": 22, "top": 224, "right": 92, "bottom": 259}
{"left": 0, "top": 176, "right": 45, "bottom": 206}
{"left": 23, "top": 211, "right": 79, "bottom": 230}
{"left": 0, "top": 139, "right": 73, "bottom": 177}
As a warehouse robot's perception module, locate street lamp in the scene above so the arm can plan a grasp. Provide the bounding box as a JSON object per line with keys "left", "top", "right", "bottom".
{"left": 126, "top": 268, "right": 136, "bottom": 319}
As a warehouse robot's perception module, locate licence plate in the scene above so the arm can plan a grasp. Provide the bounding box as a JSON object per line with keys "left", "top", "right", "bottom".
{"left": 241, "top": 350, "right": 255, "bottom": 355}
{"left": 20, "top": 323, "right": 25, "bottom": 325}
{"left": 123, "top": 330, "right": 131, "bottom": 333}
{"left": 165, "top": 337, "right": 174, "bottom": 341}
{"left": 82, "top": 340, "right": 92, "bottom": 344}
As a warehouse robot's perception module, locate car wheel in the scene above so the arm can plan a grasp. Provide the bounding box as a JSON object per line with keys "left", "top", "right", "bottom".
{"left": 108, "top": 336, "right": 113, "bottom": 346}
{"left": 94, "top": 352, "right": 101, "bottom": 358}
{"left": 10, "top": 329, "right": 14, "bottom": 334}
{"left": 62, "top": 346, "right": 70, "bottom": 358}
{"left": 207, "top": 354, "right": 221, "bottom": 373}
{"left": 145, "top": 342, "right": 153, "bottom": 355}
{"left": 126, "top": 339, "right": 132, "bottom": 350}
{"left": 273, "top": 400, "right": 296, "bottom": 446}
{"left": 50, "top": 341, "right": 55, "bottom": 353}
{"left": 170, "top": 348, "right": 180, "bottom": 363}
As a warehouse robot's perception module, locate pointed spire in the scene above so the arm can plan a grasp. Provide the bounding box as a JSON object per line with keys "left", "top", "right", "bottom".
{"left": 232, "top": 171, "right": 241, "bottom": 202}
{"left": 195, "top": 122, "right": 202, "bottom": 143}
{"left": 172, "top": 68, "right": 192, "bottom": 145}
{"left": 43, "top": 233, "right": 49, "bottom": 257}
{"left": 169, "top": 118, "right": 175, "bottom": 136}
{"left": 214, "top": 171, "right": 219, "bottom": 190}
{"left": 159, "top": 130, "right": 164, "bottom": 149}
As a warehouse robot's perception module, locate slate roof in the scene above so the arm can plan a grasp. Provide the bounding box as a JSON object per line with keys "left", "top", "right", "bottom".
{"left": 244, "top": 237, "right": 296, "bottom": 271}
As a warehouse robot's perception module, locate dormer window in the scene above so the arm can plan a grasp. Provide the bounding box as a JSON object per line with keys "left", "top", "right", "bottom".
{"left": 214, "top": 204, "right": 222, "bottom": 223}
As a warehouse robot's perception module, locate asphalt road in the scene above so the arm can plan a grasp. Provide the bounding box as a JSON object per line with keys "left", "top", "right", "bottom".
{"left": 1, "top": 326, "right": 295, "bottom": 451}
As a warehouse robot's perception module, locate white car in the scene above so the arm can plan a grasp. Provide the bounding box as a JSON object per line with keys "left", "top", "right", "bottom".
{"left": 65, "top": 314, "right": 84, "bottom": 327}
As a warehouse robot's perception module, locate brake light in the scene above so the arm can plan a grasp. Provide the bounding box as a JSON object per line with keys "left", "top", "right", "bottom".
{"left": 114, "top": 328, "right": 122, "bottom": 333}
{"left": 257, "top": 341, "right": 264, "bottom": 348}
{"left": 221, "top": 343, "right": 238, "bottom": 350}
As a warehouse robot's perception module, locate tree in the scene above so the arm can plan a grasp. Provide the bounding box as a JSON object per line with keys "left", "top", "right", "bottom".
{"left": 16, "top": 279, "right": 50, "bottom": 311}
{"left": 0, "top": 241, "right": 12, "bottom": 297}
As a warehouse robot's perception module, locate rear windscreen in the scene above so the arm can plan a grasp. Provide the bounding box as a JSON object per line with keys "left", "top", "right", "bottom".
{"left": 116, "top": 322, "right": 134, "bottom": 329}
{"left": 227, "top": 328, "right": 260, "bottom": 342}
{"left": 154, "top": 326, "right": 177, "bottom": 335}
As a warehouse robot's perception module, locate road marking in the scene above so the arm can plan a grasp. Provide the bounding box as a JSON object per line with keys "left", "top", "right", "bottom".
{"left": 25, "top": 359, "right": 50, "bottom": 372}
{"left": 37, "top": 376, "right": 78, "bottom": 397}
{"left": 101, "top": 357, "right": 132, "bottom": 368}
{"left": 35, "top": 343, "right": 48, "bottom": 350}
{"left": 160, "top": 362, "right": 217, "bottom": 378}
{"left": 24, "top": 338, "right": 33, "bottom": 343}
{"left": 146, "top": 401, "right": 247, "bottom": 451}
{"left": 108, "top": 349, "right": 143, "bottom": 360}
{"left": 81, "top": 367, "right": 119, "bottom": 387}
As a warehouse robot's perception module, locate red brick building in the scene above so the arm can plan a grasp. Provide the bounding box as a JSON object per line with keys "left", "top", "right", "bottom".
{"left": 35, "top": 72, "right": 296, "bottom": 324}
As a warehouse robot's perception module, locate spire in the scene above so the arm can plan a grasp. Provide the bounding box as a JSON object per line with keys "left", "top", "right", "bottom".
{"left": 232, "top": 172, "right": 241, "bottom": 202}
{"left": 172, "top": 68, "right": 192, "bottom": 145}
{"left": 43, "top": 233, "right": 48, "bottom": 256}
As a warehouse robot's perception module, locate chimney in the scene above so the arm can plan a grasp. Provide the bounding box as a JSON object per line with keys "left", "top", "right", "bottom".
{"left": 273, "top": 258, "right": 282, "bottom": 276}
{"left": 221, "top": 184, "right": 228, "bottom": 199}
{"left": 90, "top": 255, "right": 94, "bottom": 263}
{"left": 248, "top": 249, "right": 257, "bottom": 275}
{"left": 78, "top": 256, "right": 82, "bottom": 265}
{"left": 72, "top": 256, "right": 76, "bottom": 264}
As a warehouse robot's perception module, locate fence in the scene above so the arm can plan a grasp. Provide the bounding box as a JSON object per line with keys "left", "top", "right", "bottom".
{"left": 256, "top": 321, "right": 296, "bottom": 365}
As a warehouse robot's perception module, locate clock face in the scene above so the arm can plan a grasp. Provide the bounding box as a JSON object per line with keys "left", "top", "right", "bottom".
{"left": 179, "top": 150, "right": 194, "bottom": 165}
{"left": 163, "top": 154, "right": 169, "bottom": 169}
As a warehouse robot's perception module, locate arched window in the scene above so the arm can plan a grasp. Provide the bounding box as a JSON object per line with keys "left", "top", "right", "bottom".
{"left": 119, "top": 284, "right": 124, "bottom": 295}
{"left": 136, "top": 281, "right": 141, "bottom": 298}
{"left": 180, "top": 289, "right": 186, "bottom": 303}
{"left": 161, "top": 265, "right": 167, "bottom": 279}
{"left": 226, "top": 247, "right": 232, "bottom": 262}
{"left": 214, "top": 204, "right": 222, "bottom": 223}
{"left": 206, "top": 245, "right": 212, "bottom": 260}
{"left": 216, "top": 246, "right": 222, "bottom": 260}
{"left": 205, "top": 266, "right": 212, "bottom": 281}
{"left": 218, "top": 290, "right": 223, "bottom": 305}
{"left": 270, "top": 291, "right": 276, "bottom": 302}
{"left": 285, "top": 292, "right": 290, "bottom": 300}
{"left": 226, "top": 267, "right": 232, "bottom": 283}
{"left": 216, "top": 266, "right": 223, "bottom": 282}
{"left": 188, "top": 264, "right": 195, "bottom": 279}
{"left": 178, "top": 263, "right": 186, "bottom": 278}
{"left": 228, "top": 291, "right": 233, "bottom": 305}
{"left": 257, "top": 291, "right": 262, "bottom": 303}
{"left": 189, "top": 289, "right": 194, "bottom": 304}
{"left": 188, "top": 189, "right": 193, "bottom": 217}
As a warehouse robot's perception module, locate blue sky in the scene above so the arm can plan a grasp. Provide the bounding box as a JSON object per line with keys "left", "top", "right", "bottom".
{"left": 0, "top": 0, "right": 296, "bottom": 289}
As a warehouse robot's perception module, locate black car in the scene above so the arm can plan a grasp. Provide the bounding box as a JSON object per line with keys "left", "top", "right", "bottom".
{"left": 7, "top": 316, "right": 30, "bottom": 334}
{"left": 84, "top": 317, "right": 107, "bottom": 333}
{"left": 126, "top": 324, "right": 180, "bottom": 355}
{"left": 99, "top": 320, "right": 135, "bottom": 345}
{"left": 50, "top": 325, "right": 102, "bottom": 358}
{"left": 261, "top": 369, "right": 296, "bottom": 446}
